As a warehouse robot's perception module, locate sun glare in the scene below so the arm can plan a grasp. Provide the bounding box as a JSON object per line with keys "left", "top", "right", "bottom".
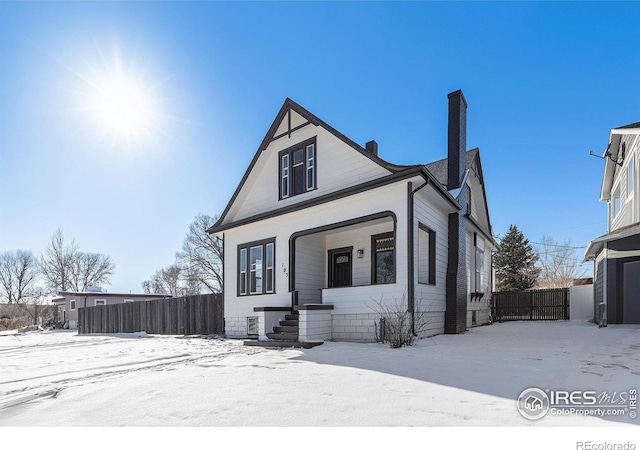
{"left": 92, "top": 75, "right": 153, "bottom": 139}
{"left": 70, "top": 43, "right": 167, "bottom": 148}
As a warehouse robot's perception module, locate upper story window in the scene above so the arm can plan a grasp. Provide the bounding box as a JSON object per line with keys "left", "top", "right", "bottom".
{"left": 70, "top": 300, "right": 76, "bottom": 311}
{"left": 612, "top": 185, "right": 621, "bottom": 218}
{"left": 279, "top": 137, "right": 316, "bottom": 199}
{"left": 628, "top": 158, "right": 634, "bottom": 198}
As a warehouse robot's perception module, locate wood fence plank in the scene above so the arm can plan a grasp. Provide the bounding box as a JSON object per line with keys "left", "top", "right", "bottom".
{"left": 77, "top": 294, "right": 225, "bottom": 336}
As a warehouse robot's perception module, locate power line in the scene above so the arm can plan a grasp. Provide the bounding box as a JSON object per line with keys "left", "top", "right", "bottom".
{"left": 530, "top": 241, "right": 586, "bottom": 250}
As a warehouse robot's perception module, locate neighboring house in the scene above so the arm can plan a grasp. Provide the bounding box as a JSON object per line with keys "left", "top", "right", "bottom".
{"left": 53, "top": 291, "right": 172, "bottom": 329}
{"left": 207, "top": 90, "right": 496, "bottom": 343}
{"left": 585, "top": 122, "right": 640, "bottom": 324}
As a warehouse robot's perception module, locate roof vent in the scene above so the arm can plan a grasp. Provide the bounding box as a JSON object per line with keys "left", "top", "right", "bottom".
{"left": 365, "top": 140, "right": 378, "bottom": 156}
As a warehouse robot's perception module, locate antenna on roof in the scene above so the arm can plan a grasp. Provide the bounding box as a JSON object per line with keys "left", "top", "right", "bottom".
{"left": 589, "top": 141, "right": 624, "bottom": 167}
{"left": 589, "top": 150, "right": 604, "bottom": 159}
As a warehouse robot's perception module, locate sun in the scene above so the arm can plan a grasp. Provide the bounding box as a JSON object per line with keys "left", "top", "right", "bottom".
{"left": 91, "top": 74, "right": 153, "bottom": 140}
{"left": 72, "top": 44, "right": 166, "bottom": 147}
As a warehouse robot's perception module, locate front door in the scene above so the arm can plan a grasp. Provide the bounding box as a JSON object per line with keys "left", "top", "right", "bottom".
{"left": 329, "top": 248, "right": 352, "bottom": 288}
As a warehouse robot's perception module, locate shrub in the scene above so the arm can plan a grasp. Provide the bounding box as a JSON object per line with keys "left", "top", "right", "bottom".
{"left": 371, "top": 294, "right": 432, "bottom": 348}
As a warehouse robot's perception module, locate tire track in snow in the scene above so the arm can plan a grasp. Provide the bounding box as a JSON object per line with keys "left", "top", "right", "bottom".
{"left": 0, "top": 344, "right": 264, "bottom": 410}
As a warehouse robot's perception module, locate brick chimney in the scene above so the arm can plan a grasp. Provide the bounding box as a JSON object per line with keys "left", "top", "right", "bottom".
{"left": 447, "top": 90, "right": 467, "bottom": 190}
{"left": 365, "top": 140, "right": 378, "bottom": 157}
{"left": 445, "top": 89, "right": 468, "bottom": 334}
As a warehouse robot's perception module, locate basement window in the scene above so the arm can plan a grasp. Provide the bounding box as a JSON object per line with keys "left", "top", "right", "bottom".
{"left": 247, "top": 317, "right": 258, "bottom": 336}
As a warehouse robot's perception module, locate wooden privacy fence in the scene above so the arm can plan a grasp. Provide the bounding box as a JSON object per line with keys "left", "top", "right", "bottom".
{"left": 491, "top": 288, "right": 569, "bottom": 322}
{"left": 78, "top": 294, "right": 224, "bottom": 335}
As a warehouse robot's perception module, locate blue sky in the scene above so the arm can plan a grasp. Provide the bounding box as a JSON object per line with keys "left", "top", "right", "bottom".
{"left": 1, "top": 1, "right": 638, "bottom": 293}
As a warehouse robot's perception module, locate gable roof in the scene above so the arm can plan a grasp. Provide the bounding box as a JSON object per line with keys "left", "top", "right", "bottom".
{"left": 424, "top": 148, "right": 480, "bottom": 187}
{"left": 207, "top": 98, "right": 497, "bottom": 235}
{"left": 615, "top": 121, "right": 640, "bottom": 130}
{"left": 425, "top": 148, "right": 495, "bottom": 246}
{"left": 599, "top": 122, "right": 640, "bottom": 201}
{"left": 210, "top": 98, "right": 420, "bottom": 232}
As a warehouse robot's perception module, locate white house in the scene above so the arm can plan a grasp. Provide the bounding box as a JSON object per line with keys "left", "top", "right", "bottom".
{"left": 585, "top": 121, "right": 640, "bottom": 324}
{"left": 207, "top": 90, "right": 496, "bottom": 343}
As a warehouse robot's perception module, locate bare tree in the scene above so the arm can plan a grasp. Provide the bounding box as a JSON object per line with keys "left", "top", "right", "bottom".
{"left": 177, "top": 214, "right": 223, "bottom": 293}
{"left": 39, "top": 228, "right": 77, "bottom": 292}
{"left": 68, "top": 252, "right": 115, "bottom": 292}
{"left": 0, "top": 250, "right": 39, "bottom": 304}
{"left": 143, "top": 265, "right": 183, "bottom": 297}
{"left": 535, "top": 235, "right": 587, "bottom": 289}
{"left": 39, "top": 228, "right": 115, "bottom": 293}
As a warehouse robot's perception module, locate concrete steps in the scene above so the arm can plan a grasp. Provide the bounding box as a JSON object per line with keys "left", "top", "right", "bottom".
{"left": 242, "top": 311, "right": 325, "bottom": 348}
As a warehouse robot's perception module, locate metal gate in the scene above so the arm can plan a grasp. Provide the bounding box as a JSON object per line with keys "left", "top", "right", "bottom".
{"left": 491, "top": 288, "right": 569, "bottom": 322}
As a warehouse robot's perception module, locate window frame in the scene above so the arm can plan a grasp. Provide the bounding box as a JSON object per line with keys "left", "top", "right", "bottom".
{"left": 238, "top": 238, "right": 276, "bottom": 296}
{"left": 95, "top": 299, "right": 106, "bottom": 306}
{"left": 371, "top": 232, "right": 396, "bottom": 285}
{"left": 627, "top": 157, "right": 635, "bottom": 199}
{"left": 475, "top": 247, "right": 485, "bottom": 293}
{"left": 279, "top": 137, "right": 317, "bottom": 200}
{"left": 612, "top": 184, "right": 621, "bottom": 219}
{"left": 70, "top": 299, "right": 76, "bottom": 311}
{"left": 417, "top": 223, "right": 436, "bottom": 285}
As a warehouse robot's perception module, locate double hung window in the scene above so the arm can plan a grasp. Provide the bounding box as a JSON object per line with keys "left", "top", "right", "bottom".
{"left": 238, "top": 239, "right": 275, "bottom": 296}
{"left": 372, "top": 232, "right": 395, "bottom": 284}
{"left": 418, "top": 225, "right": 436, "bottom": 285}
{"left": 280, "top": 138, "right": 316, "bottom": 199}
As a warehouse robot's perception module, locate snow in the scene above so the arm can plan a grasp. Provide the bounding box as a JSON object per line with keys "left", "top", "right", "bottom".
{"left": 1, "top": 321, "right": 639, "bottom": 446}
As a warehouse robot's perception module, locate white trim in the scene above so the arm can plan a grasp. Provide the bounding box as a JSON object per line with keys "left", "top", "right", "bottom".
{"left": 249, "top": 245, "right": 263, "bottom": 295}
{"left": 95, "top": 299, "right": 106, "bottom": 306}
{"left": 306, "top": 143, "right": 315, "bottom": 191}
{"left": 70, "top": 300, "right": 76, "bottom": 311}
{"left": 611, "top": 128, "right": 640, "bottom": 135}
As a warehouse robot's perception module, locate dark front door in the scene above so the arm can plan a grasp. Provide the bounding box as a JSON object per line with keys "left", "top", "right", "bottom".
{"left": 329, "top": 248, "right": 352, "bottom": 288}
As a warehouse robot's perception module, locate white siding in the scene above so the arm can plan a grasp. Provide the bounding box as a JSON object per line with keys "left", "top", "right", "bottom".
{"left": 610, "top": 135, "right": 639, "bottom": 232}
{"left": 223, "top": 182, "right": 410, "bottom": 324}
{"left": 467, "top": 171, "right": 490, "bottom": 233}
{"left": 413, "top": 190, "right": 449, "bottom": 320}
{"left": 225, "top": 124, "right": 392, "bottom": 223}
{"left": 295, "top": 234, "right": 325, "bottom": 305}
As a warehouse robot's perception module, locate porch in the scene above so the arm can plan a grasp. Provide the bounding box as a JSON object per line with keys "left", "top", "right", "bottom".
{"left": 248, "top": 211, "right": 407, "bottom": 344}
{"left": 290, "top": 212, "right": 398, "bottom": 309}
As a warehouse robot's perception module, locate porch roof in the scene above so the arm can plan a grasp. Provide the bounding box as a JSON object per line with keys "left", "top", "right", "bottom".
{"left": 585, "top": 222, "right": 640, "bottom": 260}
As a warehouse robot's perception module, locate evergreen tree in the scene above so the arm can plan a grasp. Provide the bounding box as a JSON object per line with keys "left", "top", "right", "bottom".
{"left": 494, "top": 224, "right": 540, "bottom": 291}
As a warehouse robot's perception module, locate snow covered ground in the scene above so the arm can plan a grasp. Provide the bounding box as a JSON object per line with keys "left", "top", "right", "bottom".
{"left": 1, "top": 321, "right": 639, "bottom": 446}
